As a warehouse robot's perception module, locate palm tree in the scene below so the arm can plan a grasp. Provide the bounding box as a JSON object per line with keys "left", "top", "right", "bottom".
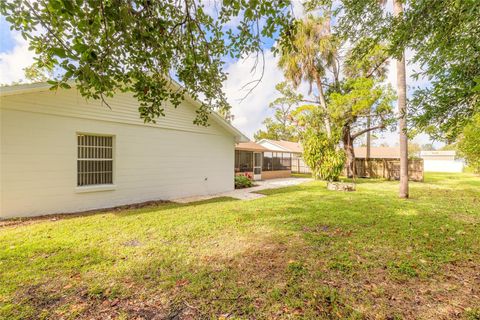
{"left": 393, "top": 0, "right": 409, "bottom": 198}
{"left": 278, "top": 15, "right": 339, "bottom": 138}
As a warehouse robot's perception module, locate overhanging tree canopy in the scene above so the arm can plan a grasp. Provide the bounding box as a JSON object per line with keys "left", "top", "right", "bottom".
{"left": 0, "top": 0, "right": 295, "bottom": 125}
{"left": 332, "top": 0, "right": 480, "bottom": 141}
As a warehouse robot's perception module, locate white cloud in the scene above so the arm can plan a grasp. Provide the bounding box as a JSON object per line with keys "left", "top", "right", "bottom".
{"left": 0, "top": 32, "right": 36, "bottom": 85}
{"left": 291, "top": 0, "right": 306, "bottom": 18}
{"left": 224, "top": 48, "right": 440, "bottom": 148}
{"left": 387, "top": 49, "right": 430, "bottom": 97}
{"left": 371, "top": 131, "right": 444, "bottom": 149}
{"left": 223, "top": 50, "right": 283, "bottom": 139}
{"left": 382, "top": 50, "right": 440, "bottom": 148}
{"left": 0, "top": 13, "right": 439, "bottom": 148}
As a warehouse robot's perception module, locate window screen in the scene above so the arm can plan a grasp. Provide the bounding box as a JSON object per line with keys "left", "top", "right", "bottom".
{"left": 77, "top": 134, "right": 113, "bottom": 186}
{"left": 235, "top": 150, "right": 253, "bottom": 172}
{"left": 262, "top": 152, "right": 291, "bottom": 171}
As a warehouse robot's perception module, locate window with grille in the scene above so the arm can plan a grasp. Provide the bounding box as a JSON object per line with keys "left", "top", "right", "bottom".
{"left": 77, "top": 134, "right": 113, "bottom": 187}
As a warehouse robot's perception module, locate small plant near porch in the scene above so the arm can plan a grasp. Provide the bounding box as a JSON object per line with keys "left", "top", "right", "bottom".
{"left": 234, "top": 174, "right": 253, "bottom": 189}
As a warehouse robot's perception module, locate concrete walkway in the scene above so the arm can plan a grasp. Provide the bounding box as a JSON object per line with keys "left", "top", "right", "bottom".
{"left": 174, "top": 177, "right": 313, "bottom": 203}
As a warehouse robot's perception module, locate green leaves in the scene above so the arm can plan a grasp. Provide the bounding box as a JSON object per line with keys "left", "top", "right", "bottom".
{"left": 72, "top": 42, "right": 88, "bottom": 54}
{"left": 1, "top": 0, "right": 294, "bottom": 125}
{"left": 333, "top": 0, "right": 480, "bottom": 141}
{"left": 51, "top": 47, "right": 67, "bottom": 59}
{"left": 302, "top": 129, "right": 345, "bottom": 182}
{"left": 254, "top": 82, "right": 302, "bottom": 141}
{"left": 458, "top": 113, "right": 480, "bottom": 173}
{"left": 328, "top": 77, "right": 395, "bottom": 125}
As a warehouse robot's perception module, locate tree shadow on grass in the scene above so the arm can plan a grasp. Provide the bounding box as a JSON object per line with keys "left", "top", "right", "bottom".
{"left": 256, "top": 184, "right": 319, "bottom": 196}
{"left": 4, "top": 180, "right": 479, "bottom": 319}
{"left": 113, "top": 196, "right": 239, "bottom": 218}
{"left": 178, "top": 196, "right": 239, "bottom": 206}
{"left": 256, "top": 178, "right": 387, "bottom": 197}
{"left": 1, "top": 197, "right": 240, "bottom": 227}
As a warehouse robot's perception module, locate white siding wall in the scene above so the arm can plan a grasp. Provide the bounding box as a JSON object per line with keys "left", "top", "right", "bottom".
{"left": 0, "top": 89, "right": 235, "bottom": 218}
{"left": 423, "top": 160, "right": 464, "bottom": 173}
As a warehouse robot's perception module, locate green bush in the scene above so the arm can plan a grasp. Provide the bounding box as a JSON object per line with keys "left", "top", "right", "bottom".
{"left": 458, "top": 113, "right": 480, "bottom": 173}
{"left": 317, "top": 147, "right": 345, "bottom": 182}
{"left": 234, "top": 175, "right": 253, "bottom": 189}
{"left": 302, "top": 129, "right": 345, "bottom": 181}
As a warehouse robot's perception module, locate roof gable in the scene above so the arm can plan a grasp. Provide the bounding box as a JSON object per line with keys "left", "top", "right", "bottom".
{"left": 0, "top": 82, "right": 248, "bottom": 142}
{"left": 235, "top": 141, "right": 269, "bottom": 152}
{"left": 257, "top": 139, "right": 303, "bottom": 153}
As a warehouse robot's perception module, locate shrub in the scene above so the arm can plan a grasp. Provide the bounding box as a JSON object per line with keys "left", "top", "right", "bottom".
{"left": 302, "top": 129, "right": 345, "bottom": 181}
{"left": 458, "top": 113, "right": 480, "bottom": 173}
{"left": 235, "top": 175, "right": 253, "bottom": 189}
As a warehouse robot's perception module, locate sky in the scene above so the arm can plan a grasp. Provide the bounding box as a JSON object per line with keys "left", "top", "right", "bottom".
{"left": 0, "top": 4, "right": 441, "bottom": 148}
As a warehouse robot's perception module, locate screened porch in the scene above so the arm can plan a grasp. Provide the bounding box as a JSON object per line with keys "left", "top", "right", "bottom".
{"left": 235, "top": 142, "right": 293, "bottom": 180}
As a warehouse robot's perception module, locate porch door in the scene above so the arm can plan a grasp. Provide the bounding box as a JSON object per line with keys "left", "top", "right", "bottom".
{"left": 253, "top": 152, "right": 262, "bottom": 180}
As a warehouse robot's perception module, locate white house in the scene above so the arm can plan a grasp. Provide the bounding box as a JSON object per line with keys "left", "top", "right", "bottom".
{"left": 420, "top": 150, "right": 464, "bottom": 173}
{"left": 0, "top": 82, "right": 248, "bottom": 218}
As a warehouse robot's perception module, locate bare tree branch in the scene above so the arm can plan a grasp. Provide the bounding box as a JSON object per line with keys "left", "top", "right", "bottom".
{"left": 351, "top": 124, "right": 386, "bottom": 139}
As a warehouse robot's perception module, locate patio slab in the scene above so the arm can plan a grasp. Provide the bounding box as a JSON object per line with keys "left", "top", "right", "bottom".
{"left": 174, "top": 177, "right": 313, "bottom": 203}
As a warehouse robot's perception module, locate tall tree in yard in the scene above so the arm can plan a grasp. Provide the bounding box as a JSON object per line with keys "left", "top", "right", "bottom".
{"left": 324, "top": 0, "right": 410, "bottom": 195}
{"left": 331, "top": 0, "right": 479, "bottom": 193}
{"left": 278, "top": 15, "right": 338, "bottom": 138}
{"left": 276, "top": 13, "right": 396, "bottom": 178}
{"left": 329, "top": 78, "right": 396, "bottom": 177}
{"left": 394, "top": 0, "right": 409, "bottom": 198}
{"left": 254, "top": 82, "right": 302, "bottom": 142}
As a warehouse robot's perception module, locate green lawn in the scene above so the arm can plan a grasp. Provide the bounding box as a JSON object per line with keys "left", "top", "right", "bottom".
{"left": 1, "top": 173, "right": 479, "bottom": 319}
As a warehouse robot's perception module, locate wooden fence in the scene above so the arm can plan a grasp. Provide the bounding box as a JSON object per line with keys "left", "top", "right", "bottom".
{"left": 291, "top": 155, "right": 424, "bottom": 181}
{"left": 353, "top": 158, "right": 424, "bottom": 181}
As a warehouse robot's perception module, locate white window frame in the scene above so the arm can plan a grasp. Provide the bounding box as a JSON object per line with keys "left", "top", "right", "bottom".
{"left": 75, "top": 133, "right": 116, "bottom": 193}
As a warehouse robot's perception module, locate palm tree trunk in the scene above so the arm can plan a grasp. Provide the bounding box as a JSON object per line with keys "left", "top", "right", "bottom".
{"left": 366, "top": 115, "right": 371, "bottom": 160}
{"left": 342, "top": 124, "right": 355, "bottom": 178}
{"left": 314, "top": 74, "right": 332, "bottom": 137}
{"left": 394, "top": 0, "right": 409, "bottom": 199}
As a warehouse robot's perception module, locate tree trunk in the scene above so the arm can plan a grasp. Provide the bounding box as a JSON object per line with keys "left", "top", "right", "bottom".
{"left": 366, "top": 115, "right": 371, "bottom": 177}
{"left": 314, "top": 73, "right": 332, "bottom": 138}
{"left": 342, "top": 124, "right": 355, "bottom": 178}
{"left": 394, "top": 0, "right": 409, "bottom": 199}
{"left": 366, "top": 115, "right": 371, "bottom": 160}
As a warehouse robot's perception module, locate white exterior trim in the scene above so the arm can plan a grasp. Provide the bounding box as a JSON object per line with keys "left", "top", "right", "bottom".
{"left": 75, "top": 185, "right": 117, "bottom": 193}
{"left": 257, "top": 139, "right": 291, "bottom": 152}
{"left": 0, "top": 81, "right": 249, "bottom": 143}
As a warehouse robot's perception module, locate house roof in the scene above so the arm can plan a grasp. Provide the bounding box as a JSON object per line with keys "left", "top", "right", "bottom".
{"left": 0, "top": 81, "right": 249, "bottom": 143}
{"left": 354, "top": 146, "right": 400, "bottom": 159}
{"left": 253, "top": 139, "right": 403, "bottom": 159}
{"left": 257, "top": 139, "right": 303, "bottom": 153}
{"left": 235, "top": 141, "right": 269, "bottom": 152}
{"left": 420, "top": 150, "right": 456, "bottom": 157}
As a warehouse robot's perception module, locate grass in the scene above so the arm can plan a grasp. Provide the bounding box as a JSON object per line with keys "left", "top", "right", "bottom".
{"left": 0, "top": 173, "right": 479, "bottom": 319}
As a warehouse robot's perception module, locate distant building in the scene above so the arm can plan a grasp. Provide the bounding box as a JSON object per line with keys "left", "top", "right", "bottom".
{"left": 420, "top": 151, "right": 464, "bottom": 173}
{"left": 256, "top": 139, "right": 303, "bottom": 153}
{"left": 256, "top": 139, "right": 309, "bottom": 174}
{"left": 256, "top": 140, "right": 425, "bottom": 180}
{"left": 354, "top": 146, "right": 400, "bottom": 159}
{"left": 235, "top": 141, "right": 293, "bottom": 180}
